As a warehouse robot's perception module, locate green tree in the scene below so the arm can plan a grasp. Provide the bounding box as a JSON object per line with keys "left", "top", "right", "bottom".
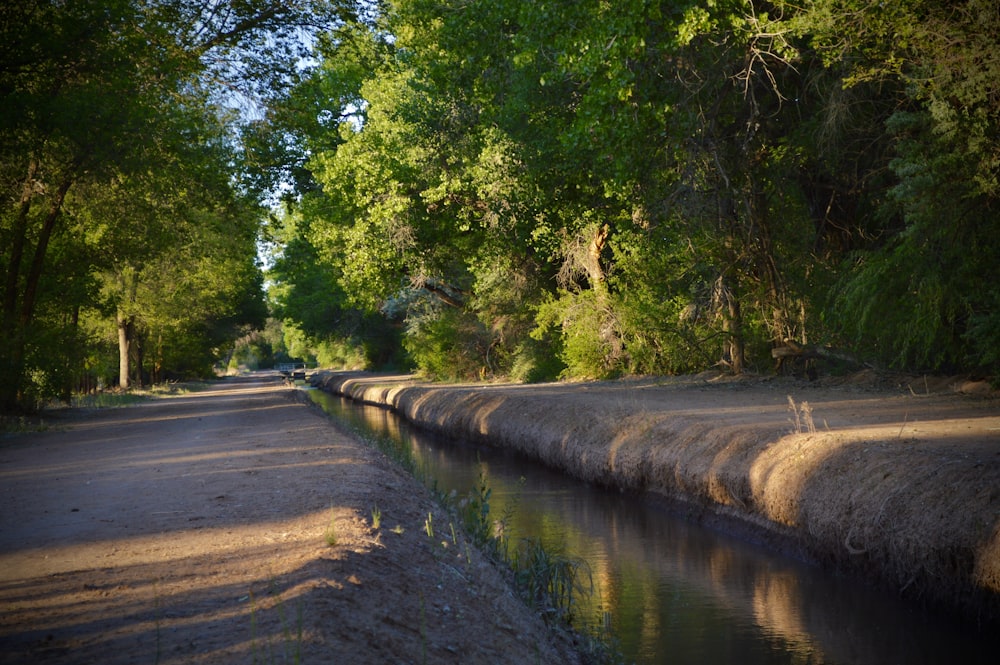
{"left": 1, "top": 0, "right": 347, "bottom": 410}
{"left": 801, "top": 0, "right": 1000, "bottom": 372}
{"left": 265, "top": 0, "right": 1000, "bottom": 382}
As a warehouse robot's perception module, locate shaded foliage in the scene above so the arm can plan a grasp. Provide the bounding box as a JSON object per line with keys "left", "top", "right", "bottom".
{"left": 260, "top": 0, "right": 1000, "bottom": 381}
{"left": 0, "top": 1, "right": 349, "bottom": 410}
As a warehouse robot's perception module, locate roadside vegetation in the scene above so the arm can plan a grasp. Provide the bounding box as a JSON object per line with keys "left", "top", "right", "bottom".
{"left": 3, "top": 1, "right": 998, "bottom": 413}
{"left": 0, "top": 1, "right": 343, "bottom": 412}
{"left": 265, "top": 0, "right": 1000, "bottom": 385}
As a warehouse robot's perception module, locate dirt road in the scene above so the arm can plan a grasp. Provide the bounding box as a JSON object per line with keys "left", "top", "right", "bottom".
{"left": 0, "top": 375, "right": 580, "bottom": 664}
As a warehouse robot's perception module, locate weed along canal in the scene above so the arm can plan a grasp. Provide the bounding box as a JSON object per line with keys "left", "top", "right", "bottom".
{"left": 302, "top": 384, "right": 998, "bottom": 665}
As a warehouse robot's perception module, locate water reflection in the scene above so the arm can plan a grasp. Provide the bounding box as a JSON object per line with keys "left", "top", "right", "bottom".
{"left": 307, "top": 389, "right": 999, "bottom": 665}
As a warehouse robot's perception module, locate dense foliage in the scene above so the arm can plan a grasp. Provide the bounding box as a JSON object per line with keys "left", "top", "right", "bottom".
{"left": 5, "top": 1, "right": 997, "bottom": 409}
{"left": 0, "top": 0, "right": 350, "bottom": 411}
{"left": 265, "top": 0, "right": 999, "bottom": 382}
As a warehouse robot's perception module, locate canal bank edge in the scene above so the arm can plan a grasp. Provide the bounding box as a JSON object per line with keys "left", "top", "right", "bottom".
{"left": 309, "top": 370, "right": 1000, "bottom": 626}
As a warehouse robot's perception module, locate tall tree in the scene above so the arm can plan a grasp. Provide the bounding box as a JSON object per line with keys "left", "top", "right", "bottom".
{"left": 1, "top": 0, "right": 348, "bottom": 410}
{"left": 265, "top": 0, "right": 1000, "bottom": 381}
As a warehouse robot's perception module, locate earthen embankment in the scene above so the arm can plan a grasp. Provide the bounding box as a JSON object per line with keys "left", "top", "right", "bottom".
{"left": 311, "top": 369, "right": 1000, "bottom": 624}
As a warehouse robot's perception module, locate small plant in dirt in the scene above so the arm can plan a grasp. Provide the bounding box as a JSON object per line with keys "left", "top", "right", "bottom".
{"left": 459, "top": 470, "right": 494, "bottom": 545}
{"left": 249, "top": 584, "right": 305, "bottom": 665}
{"left": 363, "top": 430, "right": 417, "bottom": 475}
{"left": 578, "top": 610, "right": 628, "bottom": 665}
{"left": 0, "top": 415, "right": 50, "bottom": 436}
{"left": 323, "top": 511, "right": 338, "bottom": 547}
{"left": 71, "top": 391, "right": 150, "bottom": 408}
{"left": 67, "top": 381, "right": 210, "bottom": 410}
{"left": 455, "top": 467, "right": 521, "bottom": 561}
{"left": 787, "top": 395, "right": 817, "bottom": 434}
{"left": 371, "top": 505, "right": 382, "bottom": 529}
{"left": 349, "top": 416, "right": 622, "bottom": 662}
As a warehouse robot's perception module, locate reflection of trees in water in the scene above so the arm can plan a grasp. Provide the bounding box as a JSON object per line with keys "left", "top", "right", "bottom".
{"left": 751, "top": 572, "right": 814, "bottom": 657}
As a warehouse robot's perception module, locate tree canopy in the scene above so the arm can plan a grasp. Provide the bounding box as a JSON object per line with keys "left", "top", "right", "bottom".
{"left": 262, "top": 0, "right": 999, "bottom": 382}
{"left": 0, "top": 0, "right": 351, "bottom": 410}
{"left": 5, "top": 0, "right": 998, "bottom": 409}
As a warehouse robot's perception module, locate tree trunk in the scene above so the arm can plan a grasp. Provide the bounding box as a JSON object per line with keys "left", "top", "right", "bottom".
{"left": 0, "top": 160, "right": 74, "bottom": 411}
{"left": 585, "top": 224, "right": 610, "bottom": 288}
{"left": 3, "top": 158, "right": 38, "bottom": 321}
{"left": 20, "top": 174, "right": 75, "bottom": 327}
{"left": 133, "top": 331, "right": 145, "bottom": 388}
{"left": 716, "top": 275, "right": 745, "bottom": 374}
{"left": 60, "top": 305, "right": 80, "bottom": 403}
{"left": 0, "top": 326, "right": 26, "bottom": 412}
{"left": 118, "top": 310, "right": 133, "bottom": 390}
{"left": 117, "top": 267, "right": 140, "bottom": 390}
{"left": 152, "top": 333, "right": 163, "bottom": 385}
{"left": 725, "top": 290, "right": 745, "bottom": 375}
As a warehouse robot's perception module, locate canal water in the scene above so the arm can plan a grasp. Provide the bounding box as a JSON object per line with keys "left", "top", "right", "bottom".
{"left": 304, "top": 387, "right": 998, "bottom": 665}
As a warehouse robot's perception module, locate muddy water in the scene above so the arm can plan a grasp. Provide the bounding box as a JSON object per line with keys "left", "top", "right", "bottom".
{"left": 305, "top": 388, "right": 998, "bottom": 665}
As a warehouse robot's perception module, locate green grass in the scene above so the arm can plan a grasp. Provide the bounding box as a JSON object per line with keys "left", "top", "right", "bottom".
{"left": 1, "top": 381, "right": 215, "bottom": 437}
{"left": 312, "top": 396, "right": 623, "bottom": 662}
{"left": 249, "top": 584, "right": 304, "bottom": 665}
{"left": 0, "top": 414, "right": 51, "bottom": 436}
{"left": 63, "top": 380, "right": 213, "bottom": 409}
{"left": 433, "top": 467, "right": 600, "bottom": 631}
{"left": 510, "top": 538, "right": 592, "bottom": 626}
{"left": 70, "top": 391, "right": 151, "bottom": 408}
{"left": 441, "top": 470, "right": 624, "bottom": 661}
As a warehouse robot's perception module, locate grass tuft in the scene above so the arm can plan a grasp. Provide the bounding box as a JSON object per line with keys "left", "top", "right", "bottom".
{"left": 323, "top": 510, "right": 338, "bottom": 547}
{"left": 787, "top": 395, "right": 816, "bottom": 434}
{"left": 510, "top": 538, "right": 592, "bottom": 626}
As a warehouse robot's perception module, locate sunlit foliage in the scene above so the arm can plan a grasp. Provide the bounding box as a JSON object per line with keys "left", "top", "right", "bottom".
{"left": 239, "top": 0, "right": 1000, "bottom": 381}
{"left": 0, "top": 1, "right": 349, "bottom": 410}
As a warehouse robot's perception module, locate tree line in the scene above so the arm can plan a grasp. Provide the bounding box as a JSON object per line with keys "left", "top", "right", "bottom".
{"left": 266, "top": 0, "right": 1000, "bottom": 383}
{"left": 3, "top": 1, "right": 997, "bottom": 412}
{"left": 0, "top": 0, "right": 357, "bottom": 412}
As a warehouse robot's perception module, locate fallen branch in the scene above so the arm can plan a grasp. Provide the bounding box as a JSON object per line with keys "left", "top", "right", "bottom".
{"left": 771, "top": 339, "right": 870, "bottom": 368}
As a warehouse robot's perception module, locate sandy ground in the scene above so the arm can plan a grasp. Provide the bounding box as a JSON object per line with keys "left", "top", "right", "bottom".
{"left": 3, "top": 368, "right": 998, "bottom": 665}
{"left": 314, "top": 369, "right": 1000, "bottom": 625}
{"left": 0, "top": 374, "right": 583, "bottom": 665}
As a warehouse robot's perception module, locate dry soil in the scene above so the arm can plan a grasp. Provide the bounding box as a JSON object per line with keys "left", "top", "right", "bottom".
{"left": 0, "top": 374, "right": 583, "bottom": 665}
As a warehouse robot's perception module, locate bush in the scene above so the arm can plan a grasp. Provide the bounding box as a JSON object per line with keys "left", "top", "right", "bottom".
{"left": 403, "top": 307, "right": 490, "bottom": 381}
{"left": 533, "top": 289, "right": 622, "bottom": 380}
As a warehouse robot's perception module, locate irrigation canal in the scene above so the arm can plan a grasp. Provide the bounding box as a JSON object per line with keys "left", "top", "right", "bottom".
{"left": 303, "top": 386, "right": 998, "bottom": 665}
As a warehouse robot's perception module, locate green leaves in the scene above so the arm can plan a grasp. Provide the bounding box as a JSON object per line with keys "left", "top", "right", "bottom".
{"left": 258, "top": 0, "right": 1000, "bottom": 381}
{"left": 0, "top": 0, "right": 348, "bottom": 408}
{"left": 800, "top": 0, "right": 1000, "bottom": 373}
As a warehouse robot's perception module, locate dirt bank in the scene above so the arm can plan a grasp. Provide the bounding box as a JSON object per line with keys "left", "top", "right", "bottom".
{"left": 311, "top": 369, "right": 1000, "bottom": 625}
{"left": 0, "top": 374, "right": 584, "bottom": 664}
